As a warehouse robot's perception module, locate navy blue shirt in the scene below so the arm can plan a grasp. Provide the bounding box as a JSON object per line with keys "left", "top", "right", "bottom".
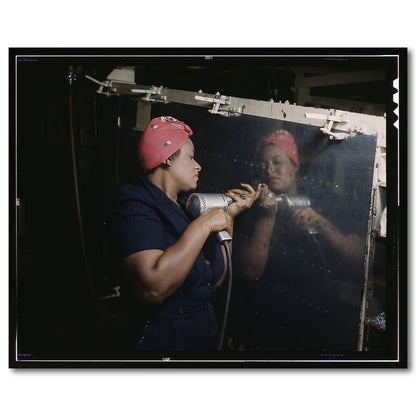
{"left": 111, "top": 176, "right": 225, "bottom": 350}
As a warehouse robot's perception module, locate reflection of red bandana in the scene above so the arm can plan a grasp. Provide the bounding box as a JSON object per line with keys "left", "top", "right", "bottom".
{"left": 256, "top": 129, "right": 299, "bottom": 167}
{"left": 138, "top": 116, "right": 193, "bottom": 172}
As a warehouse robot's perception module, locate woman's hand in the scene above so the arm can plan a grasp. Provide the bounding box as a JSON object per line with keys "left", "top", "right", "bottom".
{"left": 291, "top": 206, "right": 324, "bottom": 232}
{"left": 225, "top": 183, "right": 262, "bottom": 218}
{"left": 196, "top": 207, "right": 233, "bottom": 235}
{"left": 257, "top": 183, "right": 278, "bottom": 216}
{"left": 292, "top": 206, "right": 365, "bottom": 262}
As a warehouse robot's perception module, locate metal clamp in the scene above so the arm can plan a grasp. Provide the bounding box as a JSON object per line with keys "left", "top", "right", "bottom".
{"left": 305, "top": 111, "right": 348, "bottom": 140}
{"left": 131, "top": 86, "right": 166, "bottom": 102}
{"left": 85, "top": 74, "right": 114, "bottom": 96}
{"left": 194, "top": 92, "right": 231, "bottom": 116}
{"left": 99, "top": 286, "right": 121, "bottom": 300}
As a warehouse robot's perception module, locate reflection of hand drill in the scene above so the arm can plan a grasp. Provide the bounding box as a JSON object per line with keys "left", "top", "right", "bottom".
{"left": 275, "top": 194, "right": 311, "bottom": 210}
{"left": 275, "top": 194, "right": 317, "bottom": 234}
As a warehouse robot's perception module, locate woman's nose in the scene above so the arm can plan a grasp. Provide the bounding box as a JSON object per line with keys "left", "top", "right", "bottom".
{"left": 195, "top": 160, "right": 202, "bottom": 171}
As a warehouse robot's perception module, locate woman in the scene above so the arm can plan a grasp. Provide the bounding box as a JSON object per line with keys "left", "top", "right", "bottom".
{"left": 234, "top": 129, "right": 364, "bottom": 351}
{"left": 240, "top": 129, "right": 363, "bottom": 278}
{"left": 112, "top": 116, "right": 260, "bottom": 351}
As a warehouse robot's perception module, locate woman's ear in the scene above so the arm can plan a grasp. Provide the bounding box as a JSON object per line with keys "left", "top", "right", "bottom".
{"left": 162, "top": 159, "right": 172, "bottom": 168}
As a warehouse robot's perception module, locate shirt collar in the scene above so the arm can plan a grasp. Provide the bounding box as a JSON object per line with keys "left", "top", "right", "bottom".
{"left": 142, "top": 175, "right": 172, "bottom": 205}
{"left": 142, "top": 176, "right": 190, "bottom": 211}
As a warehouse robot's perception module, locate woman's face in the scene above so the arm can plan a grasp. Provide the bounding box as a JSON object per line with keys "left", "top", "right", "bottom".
{"left": 169, "top": 138, "right": 202, "bottom": 193}
{"left": 258, "top": 144, "right": 298, "bottom": 194}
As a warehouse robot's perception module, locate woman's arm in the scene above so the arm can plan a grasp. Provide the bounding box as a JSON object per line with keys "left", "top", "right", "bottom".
{"left": 217, "top": 183, "right": 262, "bottom": 285}
{"left": 291, "top": 207, "right": 364, "bottom": 263}
{"left": 236, "top": 184, "right": 278, "bottom": 279}
{"left": 238, "top": 215, "right": 276, "bottom": 279}
{"left": 121, "top": 208, "right": 232, "bottom": 305}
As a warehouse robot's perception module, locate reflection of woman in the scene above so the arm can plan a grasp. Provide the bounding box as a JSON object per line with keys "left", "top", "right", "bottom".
{"left": 235, "top": 130, "right": 364, "bottom": 351}
{"left": 112, "top": 116, "right": 260, "bottom": 351}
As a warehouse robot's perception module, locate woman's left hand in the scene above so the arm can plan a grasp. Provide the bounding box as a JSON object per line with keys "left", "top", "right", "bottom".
{"left": 291, "top": 207, "right": 325, "bottom": 232}
{"left": 225, "top": 183, "right": 262, "bottom": 218}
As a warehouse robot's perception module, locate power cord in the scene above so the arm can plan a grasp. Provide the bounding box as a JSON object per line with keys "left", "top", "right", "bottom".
{"left": 68, "top": 68, "right": 102, "bottom": 317}
{"left": 217, "top": 240, "right": 233, "bottom": 351}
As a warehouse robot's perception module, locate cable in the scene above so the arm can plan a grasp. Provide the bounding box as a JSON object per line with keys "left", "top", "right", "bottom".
{"left": 68, "top": 77, "right": 102, "bottom": 316}
{"left": 309, "top": 232, "right": 333, "bottom": 315}
{"left": 217, "top": 240, "right": 233, "bottom": 351}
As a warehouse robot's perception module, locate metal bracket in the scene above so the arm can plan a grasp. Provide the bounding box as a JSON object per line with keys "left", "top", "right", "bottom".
{"left": 131, "top": 86, "right": 167, "bottom": 103}
{"left": 194, "top": 92, "right": 232, "bottom": 116}
{"left": 99, "top": 285, "right": 121, "bottom": 300}
{"left": 85, "top": 74, "right": 115, "bottom": 96}
{"left": 85, "top": 73, "right": 167, "bottom": 103}
{"left": 305, "top": 111, "right": 348, "bottom": 140}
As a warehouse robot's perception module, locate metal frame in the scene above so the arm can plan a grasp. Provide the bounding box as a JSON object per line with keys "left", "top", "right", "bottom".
{"left": 87, "top": 68, "right": 388, "bottom": 353}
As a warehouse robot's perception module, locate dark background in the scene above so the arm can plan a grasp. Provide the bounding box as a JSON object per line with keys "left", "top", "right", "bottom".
{"left": 11, "top": 49, "right": 400, "bottom": 362}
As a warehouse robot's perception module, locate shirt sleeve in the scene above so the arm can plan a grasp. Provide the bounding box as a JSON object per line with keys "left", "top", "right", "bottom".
{"left": 112, "top": 199, "right": 166, "bottom": 259}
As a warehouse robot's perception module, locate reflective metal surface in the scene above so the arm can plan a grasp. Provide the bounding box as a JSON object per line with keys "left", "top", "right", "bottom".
{"left": 148, "top": 102, "right": 378, "bottom": 351}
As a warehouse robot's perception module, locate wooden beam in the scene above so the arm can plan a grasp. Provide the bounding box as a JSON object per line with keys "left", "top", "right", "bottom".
{"left": 305, "top": 94, "right": 385, "bottom": 115}
{"left": 301, "top": 69, "right": 386, "bottom": 88}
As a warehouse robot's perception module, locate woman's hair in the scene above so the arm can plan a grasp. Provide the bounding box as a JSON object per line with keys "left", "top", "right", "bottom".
{"left": 145, "top": 147, "right": 182, "bottom": 175}
{"left": 255, "top": 129, "right": 299, "bottom": 167}
{"left": 138, "top": 116, "right": 193, "bottom": 173}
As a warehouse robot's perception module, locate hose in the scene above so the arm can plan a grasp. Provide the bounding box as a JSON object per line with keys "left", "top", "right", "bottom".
{"left": 309, "top": 231, "right": 333, "bottom": 316}
{"left": 217, "top": 240, "right": 233, "bottom": 351}
{"left": 68, "top": 77, "right": 102, "bottom": 316}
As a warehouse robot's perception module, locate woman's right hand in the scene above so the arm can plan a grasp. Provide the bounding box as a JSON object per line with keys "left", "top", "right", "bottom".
{"left": 196, "top": 207, "right": 233, "bottom": 234}
{"left": 258, "top": 184, "right": 278, "bottom": 215}
{"left": 122, "top": 207, "right": 233, "bottom": 305}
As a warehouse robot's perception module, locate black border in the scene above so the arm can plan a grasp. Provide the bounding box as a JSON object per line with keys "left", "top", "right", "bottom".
{"left": 9, "top": 47, "right": 408, "bottom": 368}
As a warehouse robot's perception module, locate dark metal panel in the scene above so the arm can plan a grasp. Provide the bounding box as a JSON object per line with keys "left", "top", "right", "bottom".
{"left": 146, "top": 102, "right": 377, "bottom": 351}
